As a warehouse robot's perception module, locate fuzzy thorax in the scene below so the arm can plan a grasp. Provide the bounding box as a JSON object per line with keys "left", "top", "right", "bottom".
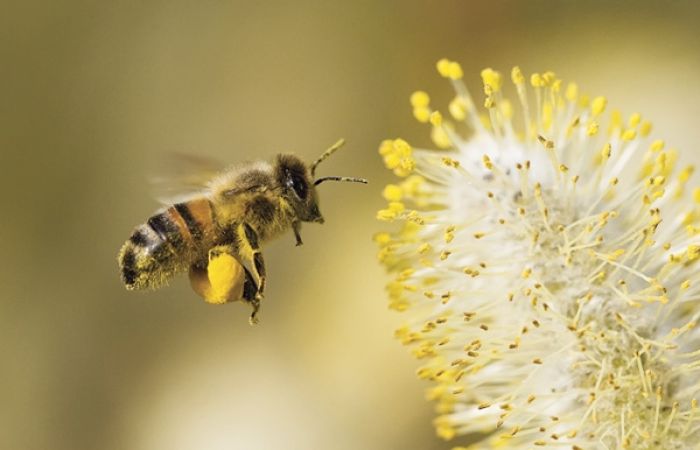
{"left": 377, "top": 60, "right": 700, "bottom": 449}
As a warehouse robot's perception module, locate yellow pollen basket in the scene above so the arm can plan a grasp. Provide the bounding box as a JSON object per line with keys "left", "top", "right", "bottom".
{"left": 189, "top": 252, "right": 245, "bottom": 304}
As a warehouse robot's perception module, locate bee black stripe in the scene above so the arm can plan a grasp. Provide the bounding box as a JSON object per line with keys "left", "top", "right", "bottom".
{"left": 147, "top": 213, "right": 177, "bottom": 241}
{"left": 129, "top": 228, "right": 150, "bottom": 247}
{"left": 121, "top": 249, "right": 137, "bottom": 285}
{"left": 174, "top": 203, "right": 203, "bottom": 241}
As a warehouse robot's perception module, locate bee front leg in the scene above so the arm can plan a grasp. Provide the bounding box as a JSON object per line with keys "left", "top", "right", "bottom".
{"left": 293, "top": 221, "right": 303, "bottom": 246}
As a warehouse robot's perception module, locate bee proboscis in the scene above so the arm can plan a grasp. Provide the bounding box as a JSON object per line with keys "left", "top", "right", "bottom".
{"left": 117, "top": 139, "right": 367, "bottom": 324}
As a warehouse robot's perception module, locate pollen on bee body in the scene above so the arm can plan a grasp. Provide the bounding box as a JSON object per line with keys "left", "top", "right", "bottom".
{"left": 376, "top": 60, "right": 700, "bottom": 450}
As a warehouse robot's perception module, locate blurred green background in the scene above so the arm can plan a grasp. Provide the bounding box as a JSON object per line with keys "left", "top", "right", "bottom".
{"left": 2, "top": 1, "right": 700, "bottom": 449}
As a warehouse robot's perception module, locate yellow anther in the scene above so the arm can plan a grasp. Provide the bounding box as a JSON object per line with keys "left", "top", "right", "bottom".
{"left": 484, "top": 97, "right": 495, "bottom": 109}
{"left": 694, "top": 188, "right": 700, "bottom": 203}
{"left": 406, "top": 210, "right": 425, "bottom": 225}
{"left": 530, "top": 73, "right": 544, "bottom": 87}
{"left": 522, "top": 268, "right": 532, "bottom": 278}
{"left": 437, "top": 58, "right": 463, "bottom": 79}
{"left": 398, "top": 158, "right": 415, "bottom": 176}
{"left": 481, "top": 68, "right": 503, "bottom": 93}
{"left": 622, "top": 129, "right": 637, "bottom": 141}
{"left": 449, "top": 97, "right": 467, "bottom": 120}
{"left": 436, "top": 58, "right": 451, "bottom": 77}
{"left": 430, "top": 111, "right": 443, "bottom": 126}
{"left": 393, "top": 138, "right": 411, "bottom": 155}
{"left": 679, "top": 165, "right": 695, "bottom": 183}
{"left": 373, "top": 232, "right": 391, "bottom": 245}
{"left": 448, "top": 62, "right": 463, "bottom": 80}
{"left": 565, "top": 82, "right": 578, "bottom": 102}
{"left": 537, "top": 135, "right": 554, "bottom": 149}
{"left": 482, "top": 155, "right": 493, "bottom": 170}
{"left": 387, "top": 201, "right": 405, "bottom": 213}
{"left": 418, "top": 243, "right": 431, "bottom": 254}
{"left": 579, "top": 94, "right": 590, "bottom": 108}
{"left": 413, "top": 106, "right": 431, "bottom": 123}
{"left": 628, "top": 113, "right": 641, "bottom": 128}
{"left": 511, "top": 66, "right": 525, "bottom": 85}
{"left": 587, "top": 122, "right": 599, "bottom": 136}
{"left": 591, "top": 97, "right": 608, "bottom": 116}
{"left": 442, "top": 157, "right": 460, "bottom": 168}
{"left": 435, "top": 421, "right": 456, "bottom": 440}
{"left": 682, "top": 280, "right": 691, "bottom": 290}
{"left": 378, "top": 139, "right": 393, "bottom": 156}
{"left": 542, "top": 71, "right": 557, "bottom": 86}
{"left": 382, "top": 184, "right": 403, "bottom": 202}
{"left": 551, "top": 78, "right": 562, "bottom": 93}
{"left": 380, "top": 138, "right": 415, "bottom": 176}
{"left": 410, "top": 91, "right": 430, "bottom": 108}
{"left": 559, "top": 164, "right": 569, "bottom": 173}
{"left": 651, "top": 140, "right": 665, "bottom": 152}
{"left": 688, "top": 245, "right": 700, "bottom": 261}
{"left": 640, "top": 121, "right": 652, "bottom": 137}
{"left": 601, "top": 143, "right": 612, "bottom": 160}
{"left": 431, "top": 124, "right": 452, "bottom": 149}
{"left": 591, "top": 96, "right": 607, "bottom": 115}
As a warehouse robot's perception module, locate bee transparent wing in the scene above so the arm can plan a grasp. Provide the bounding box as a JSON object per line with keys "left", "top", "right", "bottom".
{"left": 150, "top": 152, "right": 227, "bottom": 204}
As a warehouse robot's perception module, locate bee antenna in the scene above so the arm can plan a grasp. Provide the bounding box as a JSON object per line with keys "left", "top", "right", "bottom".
{"left": 311, "top": 138, "right": 346, "bottom": 177}
{"left": 314, "top": 176, "right": 368, "bottom": 186}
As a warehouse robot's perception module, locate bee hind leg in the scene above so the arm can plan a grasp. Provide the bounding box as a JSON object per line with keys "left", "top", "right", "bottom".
{"left": 242, "top": 269, "right": 261, "bottom": 325}
{"left": 236, "top": 223, "right": 267, "bottom": 324}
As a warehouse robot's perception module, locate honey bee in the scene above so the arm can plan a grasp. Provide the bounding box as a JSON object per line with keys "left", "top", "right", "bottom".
{"left": 118, "top": 139, "right": 366, "bottom": 324}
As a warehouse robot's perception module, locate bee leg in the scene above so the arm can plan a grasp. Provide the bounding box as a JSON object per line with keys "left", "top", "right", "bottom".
{"left": 236, "top": 223, "right": 267, "bottom": 324}
{"left": 242, "top": 268, "right": 261, "bottom": 325}
{"left": 293, "top": 222, "right": 303, "bottom": 246}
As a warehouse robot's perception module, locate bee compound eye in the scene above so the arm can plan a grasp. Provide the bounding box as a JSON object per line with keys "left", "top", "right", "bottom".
{"left": 290, "top": 174, "right": 308, "bottom": 200}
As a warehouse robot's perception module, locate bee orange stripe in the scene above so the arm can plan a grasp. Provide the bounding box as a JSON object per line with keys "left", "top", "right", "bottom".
{"left": 182, "top": 199, "right": 215, "bottom": 240}
{"left": 166, "top": 206, "right": 194, "bottom": 245}
{"left": 174, "top": 202, "right": 203, "bottom": 241}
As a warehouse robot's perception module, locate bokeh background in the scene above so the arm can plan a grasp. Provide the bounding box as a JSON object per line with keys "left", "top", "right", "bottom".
{"left": 3, "top": 1, "right": 700, "bottom": 449}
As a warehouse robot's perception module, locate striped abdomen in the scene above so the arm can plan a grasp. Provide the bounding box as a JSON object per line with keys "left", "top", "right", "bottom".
{"left": 119, "top": 198, "right": 215, "bottom": 290}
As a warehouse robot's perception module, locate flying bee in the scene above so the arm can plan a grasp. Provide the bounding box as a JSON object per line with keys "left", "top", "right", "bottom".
{"left": 117, "top": 139, "right": 367, "bottom": 324}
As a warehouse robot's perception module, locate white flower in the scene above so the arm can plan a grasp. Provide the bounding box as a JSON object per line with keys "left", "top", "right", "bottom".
{"left": 376, "top": 60, "right": 700, "bottom": 449}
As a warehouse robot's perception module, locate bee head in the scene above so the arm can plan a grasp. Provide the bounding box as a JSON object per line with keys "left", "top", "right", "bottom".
{"left": 276, "top": 139, "right": 367, "bottom": 224}
{"left": 276, "top": 154, "right": 324, "bottom": 223}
